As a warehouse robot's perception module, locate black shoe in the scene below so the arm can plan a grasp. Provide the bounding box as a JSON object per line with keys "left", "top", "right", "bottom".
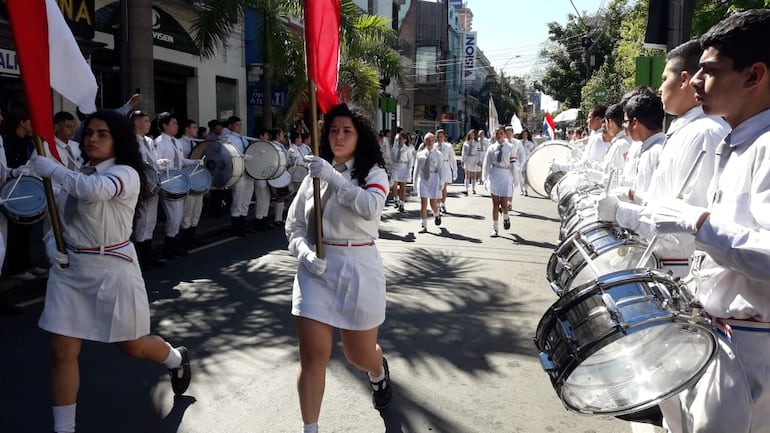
{"left": 254, "top": 218, "right": 271, "bottom": 232}
{"left": 169, "top": 346, "right": 191, "bottom": 395}
{"left": 162, "top": 236, "right": 178, "bottom": 260}
{"left": 504, "top": 219, "right": 511, "bottom": 230}
{"left": 398, "top": 204, "right": 405, "bottom": 213}
{"left": 434, "top": 215, "right": 441, "bottom": 226}
{"left": 463, "top": 190, "right": 468, "bottom": 196}
{"left": 370, "top": 357, "right": 392, "bottom": 410}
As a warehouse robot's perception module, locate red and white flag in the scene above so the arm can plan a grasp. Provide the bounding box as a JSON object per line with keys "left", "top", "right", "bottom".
{"left": 6, "top": 0, "right": 98, "bottom": 161}
{"left": 303, "top": 0, "right": 341, "bottom": 114}
{"left": 543, "top": 112, "right": 556, "bottom": 140}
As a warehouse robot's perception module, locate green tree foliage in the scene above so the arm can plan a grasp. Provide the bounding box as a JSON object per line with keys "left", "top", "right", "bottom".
{"left": 479, "top": 71, "right": 524, "bottom": 125}
{"left": 692, "top": 0, "right": 770, "bottom": 35}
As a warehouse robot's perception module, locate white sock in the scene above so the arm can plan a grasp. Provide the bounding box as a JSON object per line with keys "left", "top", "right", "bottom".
{"left": 302, "top": 422, "right": 319, "bottom": 433}
{"left": 503, "top": 212, "right": 509, "bottom": 221}
{"left": 421, "top": 219, "right": 427, "bottom": 227}
{"left": 274, "top": 202, "right": 285, "bottom": 222}
{"left": 493, "top": 221, "right": 499, "bottom": 230}
{"left": 163, "top": 343, "right": 182, "bottom": 369}
{"left": 368, "top": 366, "right": 386, "bottom": 383}
{"left": 53, "top": 403, "right": 77, "bottom": 433}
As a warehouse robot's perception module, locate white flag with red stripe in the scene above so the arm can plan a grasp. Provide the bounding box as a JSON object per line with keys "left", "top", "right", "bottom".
{"left": 6, "top": 0, "right": 98, "bottom": 160}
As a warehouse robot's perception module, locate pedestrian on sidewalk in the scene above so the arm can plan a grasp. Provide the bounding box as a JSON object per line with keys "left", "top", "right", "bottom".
{"left": 286, "top": 103, "right": 393, "bottom": 433}
{"left": 29, "top": 110, "right": 191, "bottom": 433}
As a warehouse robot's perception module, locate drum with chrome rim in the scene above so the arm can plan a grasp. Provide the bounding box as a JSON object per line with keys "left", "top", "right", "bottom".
{"left": 524, "top": 140, "right": 573, "bottom": 198}
{"left": 534, "top": 268, "right": 717, "bottom": 416}
{"left": 547, "top": 222, "right": 659, "bottom": 295}
{"left": 267, "top": 171, "right": 294, "bottom": 199}
{"left": 158, "top": 168, "right": 191, "bottom": 201}
{"left": 182, "top": 165, "right": 213, "bottom": 196}
{"left": 244, "top": 140, "right": 288, "bottom": 180}
{"left": 190, "top": 141, "right": 244, "bottom": 189}
{"left": 0, "top": 176, "right": 47, "bottom": 224}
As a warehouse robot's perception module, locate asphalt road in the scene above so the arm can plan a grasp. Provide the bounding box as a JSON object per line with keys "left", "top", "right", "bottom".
{"left": 0, "top": 179, "right": 666, "bottom": 433}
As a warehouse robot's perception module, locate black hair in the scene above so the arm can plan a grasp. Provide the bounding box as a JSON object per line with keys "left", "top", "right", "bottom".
{"left": 154, "top": 112, "right": 176, "bottom": 137}
{"left": 666, "top": 40, "right": 703, "bottom": 75}
{"left": 590, "top": 104, "right": 608, "bottom": 119}
{"left": 53, "top": 111, "right": 76, "bottom": 124}
{"left": 624, "top": 93, "right": 664, "bottom": 131}
{"left": 319, "top": 103, "right": 385, "bottom": 187}
{"left": 179, "top": 118, "right": 197, "bottom": 131}
{"left": 207, "top": 119, "right": 222, "bottom": 129}
{"left": 620, "top": 86, "right": 657, "bottom": 108}
{"left": 605, "top": 103, "right": 625, "bottom": 129}
{"left": 700, "top": 9, "right": 770, "bottom": 72}
{"left": 226, "top": 115, "right": 241, "bottom": 126}
{"left": 520, "top": 128, "right": 531, "bottom": 140}
{"left": 80, "top": 110, "right": 151, "bottom": 205}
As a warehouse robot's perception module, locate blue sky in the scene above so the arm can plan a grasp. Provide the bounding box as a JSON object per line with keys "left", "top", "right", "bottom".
{"left": 466, "top": 0, "right": 611, "bottom": 79}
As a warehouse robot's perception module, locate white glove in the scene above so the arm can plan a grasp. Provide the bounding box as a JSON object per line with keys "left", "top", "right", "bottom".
{"left": 196, "top": 158, "right": 204, "bottom": 167}
{"left": 11, "top": 165, "right": 32, "bottom": 178}
{"left": 305, "top": 155, "right": 335, "bottom": 181}
{"left": 243, "top": 153, "right": 253, "bottom": 161}
{"left": 156, "top": 158, "right": 171, "bottom": 169}
{"left": 45, "top": 236, "right": 69, "bottom": 271}
{"left": 550, "top": 161, "right": 567, "bottom": 172}
{"left": 645, "top": 198, "right": 708, "bottom": 235}
{"left": 29, "top": 154, "right": 64, "bottom": 179}
{"left": 596, "top": 194, "right": 620, "bottom": 222}
{"left": 296, "top": 240, "right": 326, "bottom": 275}
{"left": 608, "top": 186, "right": 632, "bottom": 202}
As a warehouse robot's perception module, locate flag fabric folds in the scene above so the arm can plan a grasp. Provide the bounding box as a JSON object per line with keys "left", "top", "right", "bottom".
{"left": 511, "top": 113, "right": 523, "bottom": 134}
{"left": 303, "top": 0, "right": 341, "bottom": 114}
{"left": 488, "top": 97, "right": 499, "bottom": 134}
{"left": 543, "top": 113, "right": 556, "bottom": 140}
{"left": 6, "top": 0, "right": 99, "bottom": 162}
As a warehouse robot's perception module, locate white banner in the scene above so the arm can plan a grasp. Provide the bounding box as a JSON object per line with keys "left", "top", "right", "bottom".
{"left": 463, "top": 31, "right": 477, "bottom": 82}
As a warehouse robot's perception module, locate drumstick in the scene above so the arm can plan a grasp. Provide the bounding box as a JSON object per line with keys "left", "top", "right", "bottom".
{"left": 572, "top": 238, "right": 602, "bottom": 279}
{"left": 4, "top": 161, "right": 30, "bottom": 200}
{"left": 161, "top": 173, "right": 186, "bottom": 184}
{"left": 635, "top": 148, "right": 707, "bottom": 268}
{"left": 190, "top": 155, "right": 206, "bottom": 176}
{"left": 0, "top": 194, "right": 34, "bottom": 204}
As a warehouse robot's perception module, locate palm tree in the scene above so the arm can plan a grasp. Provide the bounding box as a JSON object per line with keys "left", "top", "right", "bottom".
{"left": 191, "top": 0, "right": 401, "bottom": 128}
{"left": 480, "top": 71, "right": 524, "bottom": 126}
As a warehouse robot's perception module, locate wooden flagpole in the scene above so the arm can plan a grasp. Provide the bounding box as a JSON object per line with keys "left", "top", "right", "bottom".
{"left": 308, "top": 80, "right": 325, "bottom": 259}
{"left": 33, "top": 136, "right": 68, "bottom": 266}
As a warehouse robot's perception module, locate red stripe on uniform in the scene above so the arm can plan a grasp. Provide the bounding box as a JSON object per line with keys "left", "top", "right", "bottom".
{"left": 365, "top": 183, "right": 388, "bottom": 195}
{"left": 111, "top": 175, "right": 124, "bottom": 196}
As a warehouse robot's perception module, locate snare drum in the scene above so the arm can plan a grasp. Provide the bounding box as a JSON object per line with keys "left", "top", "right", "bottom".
{"left": 289, "top": 165, "right": 308, "bottom": 184}
{"left": 534, "top": 268, "right": 717, "bottom": 415}
{"left": 553, "top": 171, "right": 595, "bottom": 203}
{"left": 244, "top": 140, "right": 288, "bottom": 180}
{"left": 547, "top": 222, "right": 659, "bottom": 295}
{"left": 267, "top": 171, "right": 294, "bottom": 199}
{"left": 145, "top": 165, "right": 161, "bottom": 195}
{"left": 182, "top": 165, "right": 213, "bottom": 196}
{"left": 190, "top": 141, "right": 244, "bottom": 189}
{"left": 0, "top": 176, "right": 47, "bottom": 224}
{"left": 525, "top": 140, "right": 573, "bottom": 198}
{"left": 544, "top": 171, "right": 565, "bottom": 200}
{"left": 159, "top": 168, "right": 192, "bottom": 201}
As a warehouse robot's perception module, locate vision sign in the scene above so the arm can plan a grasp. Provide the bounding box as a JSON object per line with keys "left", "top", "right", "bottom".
{"left": 463, "top": 31, "right": 477, "bottom": 82}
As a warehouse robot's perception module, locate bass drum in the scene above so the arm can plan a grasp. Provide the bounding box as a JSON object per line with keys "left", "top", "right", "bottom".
{"left": 0, "top": 176, "right": 47, "bottom": 225}
{"left": 547, "top": 222, "right": 659, "bottom": 295}
{"left": 535, "top": 268, "right": 717, "bottom": 416}
{"left": 244, "top": 140, "right": 288, "bottom": 180}
{"left": 190, "top": 141, "right": 244, "bottom": 189}
{"left": 267, "top": 171, "right": 294, "bottom": 199}
{"left": 525, "top": 140, "right": 573, "bottom": 198}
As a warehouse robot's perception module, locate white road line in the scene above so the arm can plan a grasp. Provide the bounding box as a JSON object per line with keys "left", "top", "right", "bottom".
{"left": 189, "top": 236, "right": 237, "bottom": 252}
{"left": 14, "top": 296, "right": 45, "bottom": 307}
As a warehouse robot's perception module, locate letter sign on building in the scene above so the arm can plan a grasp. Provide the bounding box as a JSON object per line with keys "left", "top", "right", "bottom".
{"left": 463, "top": 31, "right": 477, "bottom": 82}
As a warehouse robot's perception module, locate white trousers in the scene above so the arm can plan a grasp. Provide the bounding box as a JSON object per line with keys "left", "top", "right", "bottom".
{"left": 182, "top": 194, "right": 204, "bottom": 228}
{"left": 161, "top": 197, "right": 184, "bottom": 237}
{"left": 134, "top": 193, "right": 159, "bottom": 242}
{"left": 254, "top": 179, "right": 271, "bottom": 219}
{"left": 230, "top": 176, "right": 255, "bottom": 217}
{"left": 660, "top": 326, "right": 770, "bottom": 433}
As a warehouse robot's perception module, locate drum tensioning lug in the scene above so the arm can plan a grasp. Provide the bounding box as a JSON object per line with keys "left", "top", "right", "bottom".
{"left": 558, "top": 319, "right": 578, "bottom": 344}
{"left": 601, "top": 293, "right": 622, "bottom": 322}
{"left": 550, "top": 281, "right": 565, "bottom": 297}
{"left": 577, "top": 234, "right": 597, "bottom": 254}
{"left": 538, "top": 352, "right": 555, "bottom": 371}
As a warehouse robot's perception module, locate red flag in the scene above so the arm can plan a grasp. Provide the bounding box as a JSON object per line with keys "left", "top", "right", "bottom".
{"left": 6, "top": 0, "right": 99, "bottom": 161}
{"left": 543, "top": 112, "right": 556, "bottom": 140}
{"left": 303, "top": 0, "right": 341, "bottom": 113}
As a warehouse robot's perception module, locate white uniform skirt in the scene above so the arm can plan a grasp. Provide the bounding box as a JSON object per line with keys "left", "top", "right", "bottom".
{"left": 39, "top": 243, "right": 150, "bottom": 342}
{"left": 440, "top": 160, "right": 453, "bottom": 184}
{"left": 292, "top": 243, "right": 386, "bottom": 330}
{"left": 391, "top": 162, "right": 411, "bottom": 183}
{"left": 488, "top": 166, "right": 514, "bottom": 197}
{"left": 464, "top": 156, "right": 481, "bottom": 173}
{"left": 416, "top": 173, "right": 443, "bottom": 199}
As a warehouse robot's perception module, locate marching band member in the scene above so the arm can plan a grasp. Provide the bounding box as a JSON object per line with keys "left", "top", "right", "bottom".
{"left": 178, "top": 119, "right": 205, "bottom": 250}
{"left": 223, "top": 116, "right": 258, "bottom": 235}
{"left": 390, "top": 132, "right": 414, "bottom": 212}
{"left": 29, "top": 110, "right": 191, "bottom": 433}
{"left": 461, "top": 130, "right": 482, "bottom": 195}
{"left": 597, "top": 41, "right": 729, "bottom": 278}
{"left": 287, "top": 103, "right": 392, "bottom": 433}
{"left": 270, "top": 128, "right": 288, "bottom": 226}
{"left": 48, "top": 112, "right": 82, "bottom": 172}
{"left": 618, "top": 93, "right": 666, "bottom": 196}
{"left": 551, "top": 105, "right": 609, "bottom": 174}
{"left": 482, "top": 127, "right": 516, "bottom": 237}
{"left": 412, "top": 132, "right": 445, "bottom": 233}
{"left": 505, "top": 126, "right": 527, "bottom": 206}
{"left": 518, "top": 129, "right": 536, "bottom": 196}
{"left": 154, "top": 112, "right": 202, "bottom": 258}
{"left": 641, "top": 11, "right": 770, "bottom": 432}
{"left": 130, "top": 110, "right": 166, "bottom": 270}
{"left": 435, "top": 129, "right": 456, "bottom": 214}
{"left": 599, "top": 103, "right": 632, "bottom": 176}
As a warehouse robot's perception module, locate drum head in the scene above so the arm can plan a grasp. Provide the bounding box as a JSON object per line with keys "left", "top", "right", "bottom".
{"left": 0, "top": 176, "right": 47, "bottom": 223}
{"left": 525, "top": 141, "right": 573, "bottom": 198}
{"left": 191, "top": 141, "right": 242, "bottom": 189}
{"left": 289, "top": 165, "right": 309, "bottom": 183}
{"left": 182, "top": 165, "right": 213, "bottom": 195}
{"left": 267, "top": 170, "right": 292, "bottom": 188}
{"left": 535, "top": 269, "right": 717, "bottom": 415}
{"left": 245, "top": 141, "right": 288, "bottom": 180}
{"left": 159, "top": 168, "right": 191, "bottom": 195}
